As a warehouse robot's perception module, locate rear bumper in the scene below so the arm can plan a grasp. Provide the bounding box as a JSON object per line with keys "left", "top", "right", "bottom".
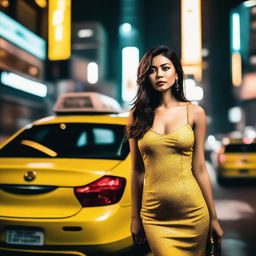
{"left": 0, "top": 204, "right": 133, "bottom": 255}
{"left": 0, "top": 239, "right": 133, "bottom": 256}
{"left": 217, "top": 167, "right": 256, "bottom": 178}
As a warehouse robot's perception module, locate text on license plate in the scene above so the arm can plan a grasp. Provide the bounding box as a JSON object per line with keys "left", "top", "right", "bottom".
{"left": 6, "top": 229, "right": 44, "bottom": 246}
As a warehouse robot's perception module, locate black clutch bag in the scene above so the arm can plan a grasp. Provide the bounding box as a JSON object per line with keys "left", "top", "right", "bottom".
{"left": 206, "top": 232, "right": 221, "bottom": 256}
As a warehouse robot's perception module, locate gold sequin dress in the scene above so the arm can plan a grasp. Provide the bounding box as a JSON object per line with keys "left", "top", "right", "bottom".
{"left": 138, "top": 104, "right": 210, "bottom": 256}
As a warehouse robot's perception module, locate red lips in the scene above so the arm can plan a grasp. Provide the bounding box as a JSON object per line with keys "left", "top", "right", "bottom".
{"left": 156, "top": 81, "right": 166, "bottom": 85}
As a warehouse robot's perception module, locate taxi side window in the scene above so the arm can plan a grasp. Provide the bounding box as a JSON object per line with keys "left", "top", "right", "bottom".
{"left": 77, "top": 132, "right": 88, "bottom": 147}
{"left": 93, "top": 128, "right": 115, "bottom": 145}
{"left": 34, "top": 129, "right": 48, "bottom": 141}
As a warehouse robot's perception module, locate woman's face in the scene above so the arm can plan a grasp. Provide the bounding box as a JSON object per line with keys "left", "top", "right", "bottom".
{"left": 148, "top": 55, "right": 178, "bottom": 92}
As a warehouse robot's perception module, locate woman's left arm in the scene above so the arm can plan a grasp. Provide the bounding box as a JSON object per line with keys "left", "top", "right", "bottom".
{"left": 191, "top": 105, "right": 224, "bottom": 239}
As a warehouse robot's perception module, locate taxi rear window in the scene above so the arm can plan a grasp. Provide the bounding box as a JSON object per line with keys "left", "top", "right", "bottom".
{"left": 0, "top": 123, "right": 129, "bottom": 160}
{"left": 225, "top": 143, "right": 256, "bottom": 153}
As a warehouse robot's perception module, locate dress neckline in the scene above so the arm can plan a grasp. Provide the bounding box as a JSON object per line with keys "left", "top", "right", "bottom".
{"left": 149, "top": 123, "right": 193, "bottom": 137}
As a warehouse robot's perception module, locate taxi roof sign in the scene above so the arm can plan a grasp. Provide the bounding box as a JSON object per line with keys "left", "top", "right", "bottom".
{"left": 53, "top": 92, "right": 122, "bottom": 114}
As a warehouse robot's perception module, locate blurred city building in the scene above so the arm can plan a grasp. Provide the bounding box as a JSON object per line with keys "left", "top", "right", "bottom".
{"left": 0, "top": 0, "right": 252, "bottom": 144}
{"left": 0, "top": 0, "right": 49, "bottom": 143}
{"left": 230, "top": 1, "right": 256, "bottom": 130}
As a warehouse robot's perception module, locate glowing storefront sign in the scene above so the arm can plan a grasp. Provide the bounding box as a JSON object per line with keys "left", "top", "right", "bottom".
{"left": 232, "top": 13, "right": 241, "bottom": 51}
{"left": 48, "top": 0, "right": 71, "bottom": 60}
{"left": 87, "top": 62, "right": 98, "bottom": 84}
{"left": 122, "top": 47, "right": 139, "bottom": 102}
{"left": 77, "top": 29, "right": 94, "bottom": 38}
{"left": 0, "top": 11, "right": 46, "bottom": 60}
{"left": 232, "top": 53, "right": 242, "bottom": 86}
{"left": 1, "top": 71, "right": 47, "bottom": 97}
{"left": 231, "top": 12, "right": 242, "bottom": 86}
{"left": 181, "top": 0, "right": 202, "bottom": 81}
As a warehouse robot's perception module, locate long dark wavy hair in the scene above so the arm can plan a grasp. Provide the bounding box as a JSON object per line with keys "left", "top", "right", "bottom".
{"left": 126, "top": 45, "right": 189, "bottom": 139}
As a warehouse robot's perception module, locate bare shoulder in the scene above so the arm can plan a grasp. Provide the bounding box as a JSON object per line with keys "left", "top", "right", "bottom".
{"left": 190, "top": 103, "right": 205, "bottom": 115}
{"left": 189, "top": 103, "right": 206, "bottom": 124}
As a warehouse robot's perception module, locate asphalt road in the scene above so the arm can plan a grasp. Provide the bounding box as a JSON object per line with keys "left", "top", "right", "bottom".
{"left": 209, "top": 162, "right": 256, "bottom": 256}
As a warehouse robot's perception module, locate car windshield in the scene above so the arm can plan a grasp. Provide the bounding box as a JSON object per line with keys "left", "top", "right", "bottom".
{"left": 225, "top": 143, "right": 256, "bottom": 153}
{"left": 0, "top": 123, "right": 129, "bottom": 160}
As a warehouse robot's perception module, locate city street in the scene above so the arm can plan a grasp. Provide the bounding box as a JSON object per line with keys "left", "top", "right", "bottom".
{"left": 210, "top": 163, "right": 256, "bottom": 256}
{"left": 1, "top": 1, "right": 255, "bottom": 255}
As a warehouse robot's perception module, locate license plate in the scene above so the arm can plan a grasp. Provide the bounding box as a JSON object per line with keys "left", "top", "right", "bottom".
{"left": 6, "top": 229, "right": 44, "bottom": 246}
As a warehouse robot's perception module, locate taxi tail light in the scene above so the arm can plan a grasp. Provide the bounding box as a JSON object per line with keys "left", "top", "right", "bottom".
{"left": 218, "top": 153, "right": 226, "bottom": 164}
{"left": 74, "top": 176, "right": 126, "bottom": 207}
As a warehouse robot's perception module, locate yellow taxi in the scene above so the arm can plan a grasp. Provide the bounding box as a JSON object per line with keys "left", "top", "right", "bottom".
{"left": 216, "top": 136, "right": 256, "bottom": 184}
{"left": 0, "top": 93, "right": 147, "bottom": 256}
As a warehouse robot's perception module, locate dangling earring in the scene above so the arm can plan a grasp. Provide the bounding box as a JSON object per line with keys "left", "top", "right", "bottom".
{"left": 175, "top": 79, "right": 179, "bottom": 91}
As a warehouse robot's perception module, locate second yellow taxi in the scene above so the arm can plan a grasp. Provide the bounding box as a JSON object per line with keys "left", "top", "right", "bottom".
{"left": 216, "top": 136, "right": 256, "bottom": 184}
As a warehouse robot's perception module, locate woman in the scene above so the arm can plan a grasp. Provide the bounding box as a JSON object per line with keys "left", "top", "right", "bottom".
{"left": 126, "top": 46, "right": 223, "bottom": 256}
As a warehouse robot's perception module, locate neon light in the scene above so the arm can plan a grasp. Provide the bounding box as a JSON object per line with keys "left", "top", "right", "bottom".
{"left": 1, "top": 71, "right": 47, "bottom": 97}
{"left": 244, "top": 0, "right": 256, "bottom": 7}
{"left": 122, "top": 47, "right": 139, "bottom": 102}
{"left": 48, "top": 0, "right": 71, "bottom": 60}
{"left": 120, "top": 23, "right": 132, "bottom": 33}
{"left": 231, "top": 53, "right": 242, "bottom": 86}
{"left": 181, "top": 0, "right": 202, "bottom": 81}
{"left": 228, "top": 106, "right": 241, "bottom": 123}
{"left": 0, "top": 11, "right": 46, "bottom": 60}
{"left": 87, "top": 62, "right": 98, "bottom": 84}
{"left": 77, "top": 29, "right": 94, "bottom": 38}
{"left": 232, "top": 13, "right": 240, "bottom": 51}
{"left": 184, "top": 78, "right": 203, "bottom": 101}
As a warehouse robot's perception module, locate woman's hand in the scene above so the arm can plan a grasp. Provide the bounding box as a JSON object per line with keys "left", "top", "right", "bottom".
{"left": 130, "top": 217, "right": 146, "bottom": 245}
{"left": 210, "top": 218, "right": 224, "bottom": 244}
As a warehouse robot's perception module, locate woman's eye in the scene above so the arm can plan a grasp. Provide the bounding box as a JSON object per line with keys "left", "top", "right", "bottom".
{"left": 162, "top": 66, "right": 170, "bottom": 71}
{"left": 149, "top": 69, "right": 155, "bottom": 74}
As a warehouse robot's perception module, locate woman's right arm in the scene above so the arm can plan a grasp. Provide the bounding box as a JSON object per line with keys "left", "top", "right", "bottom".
{"left": 127, "top": 110, "right": 146, "bottom": 244}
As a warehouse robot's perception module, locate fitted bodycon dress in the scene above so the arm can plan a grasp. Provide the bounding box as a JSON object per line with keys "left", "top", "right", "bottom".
{"left": 138, "top": 104, "right": 210, "bottom": 256}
